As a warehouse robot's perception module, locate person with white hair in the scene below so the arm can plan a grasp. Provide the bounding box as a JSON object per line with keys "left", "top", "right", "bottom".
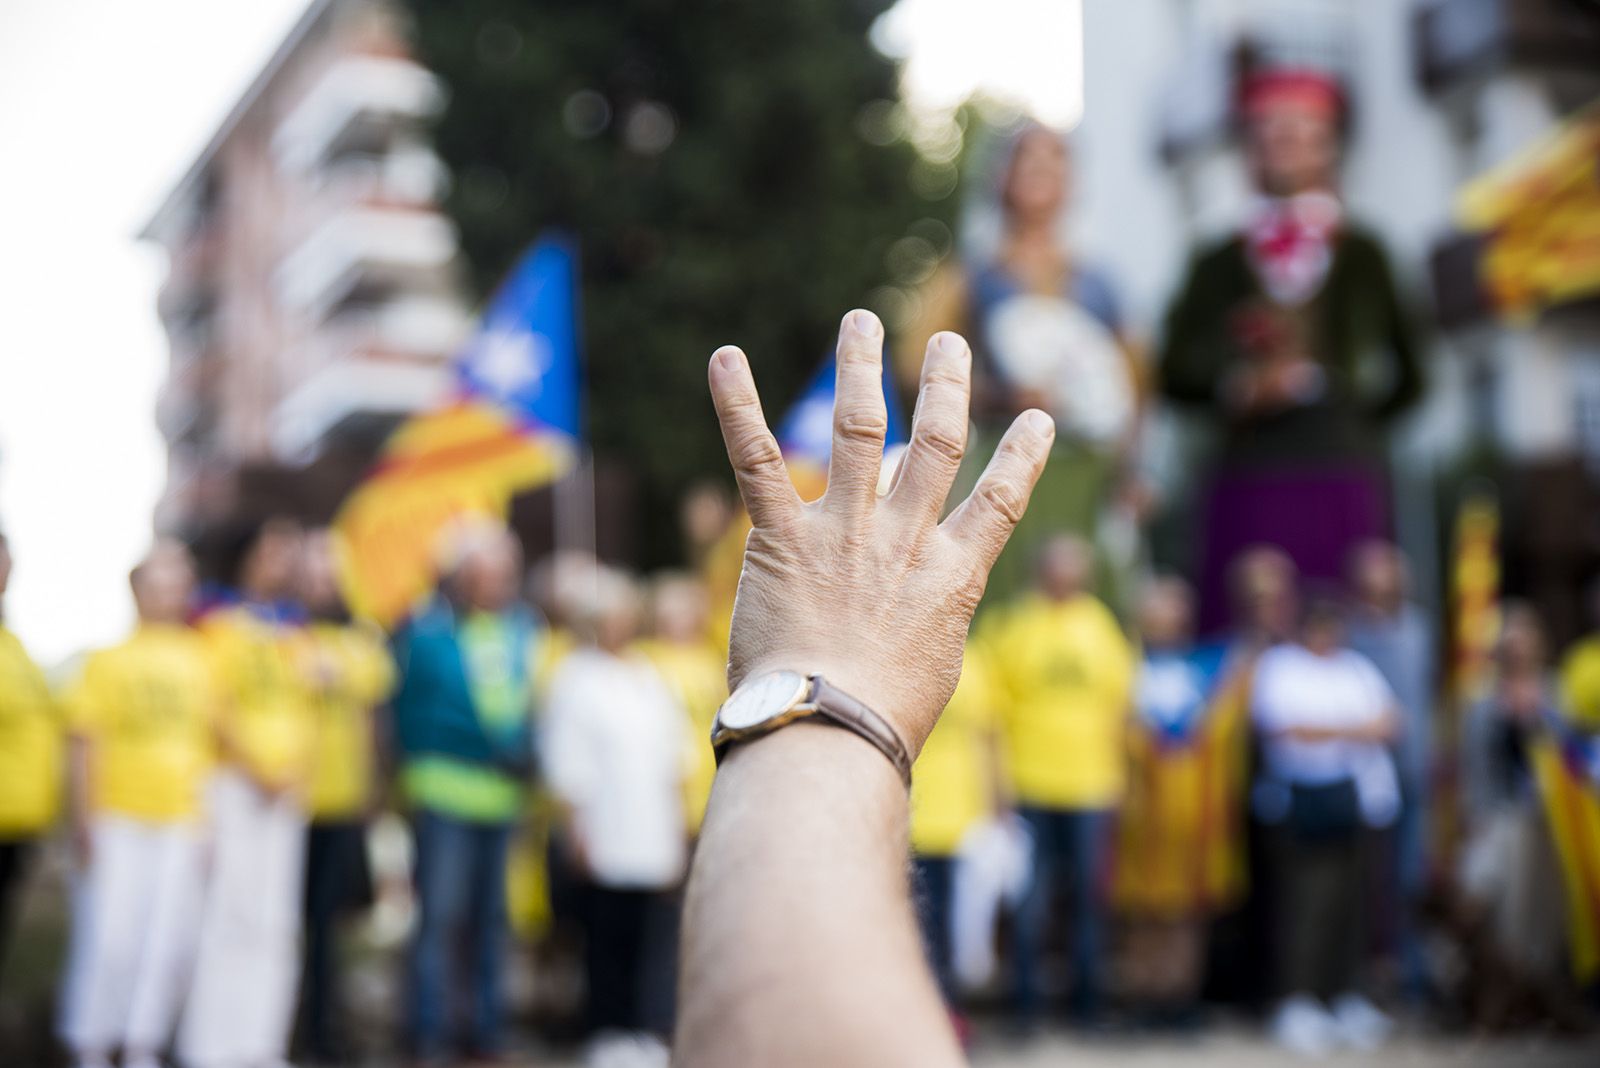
{"left": 390, "top": 522, "right": 542, "bottom": 1064}
{"left": 543, "top": 566, "right": 693, "bottom": 1067}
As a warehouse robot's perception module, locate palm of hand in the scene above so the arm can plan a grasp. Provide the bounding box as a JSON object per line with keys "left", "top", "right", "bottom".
{"left": 710, "top": 309, "right": 1054, "bottom": 755}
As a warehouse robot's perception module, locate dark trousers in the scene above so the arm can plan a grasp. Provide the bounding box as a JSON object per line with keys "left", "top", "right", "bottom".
{"left": 1012, "top": 807, "right": 1110, "bottom": 1022}
{"left": 407, "top": 810, "right": 513, "bottom": 1058}
{"left": 913, "top": 855, "right": 958, "bottom": 1001}
{"left": 1272, "top": 826, "right": 1369, "bottom": 1000}
{"left": 299, "top": 819, "right": 368, "bottom": 1060}
{"left": 584, "top": 886, "right": 678, "bottom": 1036}
{"left": 0, "top": 838, "right": 34, "bottom": 995}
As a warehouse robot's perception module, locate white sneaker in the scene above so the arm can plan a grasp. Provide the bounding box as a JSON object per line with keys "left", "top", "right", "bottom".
{"left": 585, "top": 1031, "right": 638, "bottom": 1068}
{"left": 1270, "top": 994, "right": 1338, "bottom": 1057}
{"left": 628, "top": 1033, "right": 670, "bottom": 1068}
{"left": 1331, "top": 991, "right": 1393, "bottom": 1051}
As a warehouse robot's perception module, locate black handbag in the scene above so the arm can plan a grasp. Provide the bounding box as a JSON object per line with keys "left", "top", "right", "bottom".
{"left": 1286, "top": 778, "right": 1362, "bottom": 840}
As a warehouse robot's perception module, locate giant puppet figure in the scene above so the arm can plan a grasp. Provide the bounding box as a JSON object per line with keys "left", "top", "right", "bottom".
{"left": 1159, "top": 69, "right": 1426, "bottom": 633}
{"left": 899, "top": 122, "right": 1140, "bottom": 605}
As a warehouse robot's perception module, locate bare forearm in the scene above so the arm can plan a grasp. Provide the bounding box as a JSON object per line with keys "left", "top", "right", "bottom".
{"left": 675, "top": 722, "right": 961, "bottom": 1068}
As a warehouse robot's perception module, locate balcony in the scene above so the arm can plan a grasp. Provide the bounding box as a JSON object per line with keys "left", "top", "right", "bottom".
{"left": 273, "top": 54, "right": 445, "bottom": 173}
{"left": 271, "top": 293, "right": 469, "bottom": 458}
{"left": 275, "top": 205, "right": 459, "bottom": 317}
{"left": 271, "top": 347, "right": 456, "bottom": 461}
{"left": 314, "top": 144, "right": 449, "bottom": 210}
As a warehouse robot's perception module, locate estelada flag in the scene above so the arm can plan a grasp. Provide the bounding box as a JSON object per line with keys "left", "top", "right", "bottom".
{"left": 1529, "top": 715, "right": 1600, "bottom": 984}
{"left": 704, "top": 347, "right": 905, "bottom": 651}
{"left": 333, "top": 236, "right": 583, "bottom": 627}
{"left": 1112, "top": 644, "right": 1252, "bottom": 919}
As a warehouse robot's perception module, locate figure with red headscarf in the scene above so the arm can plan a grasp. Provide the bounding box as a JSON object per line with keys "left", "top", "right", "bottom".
{"left": 1159, "top": 68, "right": 1426, "bottom": 635}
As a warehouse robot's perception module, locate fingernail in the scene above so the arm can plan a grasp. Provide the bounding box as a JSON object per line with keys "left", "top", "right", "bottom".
{"left": 713, "top": 346, "right": 744, "bottom": 372}
{"left": 844, "top": 309, "right": 882, "bottom": 339}
{"left": 1025, "top": 409, "right": 1055, "bottom": 437}
{"left": 935, "top": 332, "right": 968, "bottom": 360}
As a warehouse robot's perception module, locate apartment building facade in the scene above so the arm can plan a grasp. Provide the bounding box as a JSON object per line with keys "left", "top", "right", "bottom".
{"left": 141, "top": 0, "right": 468, "bottom": 544}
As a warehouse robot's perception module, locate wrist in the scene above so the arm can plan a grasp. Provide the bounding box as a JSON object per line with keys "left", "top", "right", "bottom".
{"left": 721, "top": 663, "right": 916, "bottom": 783}
{"left": 719, "top": 717, "right": 908, "bottom": 815}
{"left": 736, "top": 656, "right": 917, "bottom": 754}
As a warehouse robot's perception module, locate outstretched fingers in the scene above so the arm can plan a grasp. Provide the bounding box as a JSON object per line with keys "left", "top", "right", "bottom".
{"left": 823, "top": 309, "right": 890, "bottom": 522}
{"left": 709, "top": 346, "right": 801, "bottom": 529}
{"left": 889, "top": 331, "right": 971, "bottom": 522}
{"left": 941, "top": 409, "right": 1055, "bottom": 572}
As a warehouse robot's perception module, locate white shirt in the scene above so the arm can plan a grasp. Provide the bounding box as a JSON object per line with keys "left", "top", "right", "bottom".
{"left": 543, "top": 647, "right": 692, "bottom": 889}
{"left": 1250, "top": 643, "right": 1401, "bottom": 828}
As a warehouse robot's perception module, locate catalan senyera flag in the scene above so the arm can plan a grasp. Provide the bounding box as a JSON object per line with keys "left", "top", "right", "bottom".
{"left": 333, "top": 237, "right": 583, "bottom": 627}
{"left": 705, "top": 349, "right": 906, "bottom": 650}
{"left": 1529, "top": 715, "right": 1600, "bottom": 984}
{"left": 1457, "top": 100, "right": 1600, "bottom": 321}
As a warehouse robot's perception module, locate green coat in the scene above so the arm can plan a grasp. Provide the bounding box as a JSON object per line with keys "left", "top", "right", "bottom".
{"left": 1158, "top": 226, "right": 1426, "bottom": 468}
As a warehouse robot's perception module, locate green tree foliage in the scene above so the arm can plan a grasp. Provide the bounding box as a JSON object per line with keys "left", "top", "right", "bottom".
{"left": 405, "top": 0, "right": 960, "bottom": 562}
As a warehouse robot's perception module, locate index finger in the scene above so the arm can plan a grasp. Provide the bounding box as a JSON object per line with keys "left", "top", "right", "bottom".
{"left": 709, "top": 346, "right": 801, "bottom": 529}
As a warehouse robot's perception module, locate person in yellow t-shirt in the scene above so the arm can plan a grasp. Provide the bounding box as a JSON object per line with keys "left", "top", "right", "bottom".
{"left": 297, "top": 529, "right": 394, "bottom": 1064}
{"left": 634, "top": 573, "right": 726, "bottom": 835}
{"left": 0, "top": 530, "right": 59, "bottom": 991}
{"left": 1560, "top": 580, "right": 1600, "bottom": 731}
{"left": 179, "top": 517, "right": 317, "bottom": 1068}
{"left": 910, "top": 643, "right": 1001, "bottom": 1012}
{"left": 982, "top": 533, "right": 1134, "bottom": 1025}
{"left": 58, "top": 540, "right": 216, "bottom": 1068}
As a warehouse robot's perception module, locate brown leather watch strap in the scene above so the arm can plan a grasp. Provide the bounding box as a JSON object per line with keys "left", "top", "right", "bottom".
{"left": 807, "top": 675, "right": 913, "bottom": 788}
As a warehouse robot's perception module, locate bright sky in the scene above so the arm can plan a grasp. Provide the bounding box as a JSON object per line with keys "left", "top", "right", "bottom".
{"left": 0, "top": 0, "right": 1078, "bottom": 667}
{"left": 0, "top": 0, "right": 313, "bottom": 666}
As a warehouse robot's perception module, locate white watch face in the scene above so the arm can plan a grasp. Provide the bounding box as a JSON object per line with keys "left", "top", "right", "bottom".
{"left": 718, "top": 670, "right": 810, "bottom": 731}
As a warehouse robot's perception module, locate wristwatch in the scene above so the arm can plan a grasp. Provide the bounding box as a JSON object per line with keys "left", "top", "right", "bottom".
{"left": 711, "top": 670, "right": 913, "bottom": 787}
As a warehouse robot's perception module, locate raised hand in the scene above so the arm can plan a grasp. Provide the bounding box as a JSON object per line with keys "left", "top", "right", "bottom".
{"left": 708, "top": 308, "right": 1055, "bottom": 755}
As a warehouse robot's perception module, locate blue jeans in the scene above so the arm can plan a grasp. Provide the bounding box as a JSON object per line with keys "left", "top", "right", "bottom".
{"left": 1012, "top": 807, "right": 1109, "bottom": 1023}
{"left": 407, "top": 809, "right": 512, "bottom": 1058}
{"left": 913, "top": 855, "right": 957, "bottom": 1001}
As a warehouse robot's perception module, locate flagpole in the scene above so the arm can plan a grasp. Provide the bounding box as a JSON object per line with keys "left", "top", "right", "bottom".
{"left": 555, "top": 445, "right": 597, "bottom": 561}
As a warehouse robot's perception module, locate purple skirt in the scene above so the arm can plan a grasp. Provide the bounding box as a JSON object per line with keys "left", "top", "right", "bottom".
{"left": 1196, "top": 465, "right": 1389, "bottom": 636}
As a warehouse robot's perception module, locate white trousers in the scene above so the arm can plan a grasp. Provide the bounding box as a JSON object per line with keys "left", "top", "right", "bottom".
{"left": 59, "top": 816, "right": 205, "bottom": 1056}
{"left": 177, "top": 770, "right": 306, "bottom": 1068}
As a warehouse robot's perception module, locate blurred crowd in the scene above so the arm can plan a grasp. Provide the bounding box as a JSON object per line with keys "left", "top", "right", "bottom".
{"left": 3, "top": 506, "right": 1600, "bottom": 1068}
{"left": 2, "top": 49, "right": 1599, "bottom": 1068}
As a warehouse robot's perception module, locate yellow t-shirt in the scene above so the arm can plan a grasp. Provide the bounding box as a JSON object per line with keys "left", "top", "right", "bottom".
{"left": 62, "top": 624, "right": 218, "bottom": 824}
{"left": 911, "top": 646, "right": 998, "bottom": 857}
{"left": 1560, "top": 635, "right": 1600, "bottom": 730}
{"left": 0, "top": 626, "right": 60, "bottom": 835}
{"left": 634, "top": 637, "right": 726, "bottom": 834}
{"left": 984, "top": 593, "right": 1134, "bottom": 809}
{"left": 305, "top": 620, "right": 395, "bottom": 820}
{"left": 202, "top": 605, "right": 318, "bottom": 790}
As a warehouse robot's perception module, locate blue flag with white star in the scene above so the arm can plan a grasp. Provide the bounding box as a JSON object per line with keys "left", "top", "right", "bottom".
{"left": 456, "top": 235, "right": 583, "bottom": 441}
{"left": 777, "top": 349, "right": 906, "bottom": 472}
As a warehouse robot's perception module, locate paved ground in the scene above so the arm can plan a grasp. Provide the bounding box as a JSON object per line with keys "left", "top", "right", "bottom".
{"left": 964, "top": 1029, "right": 1600, "bottom": 1066}
{"left": 486, "top": 1025, "right": 1600, "bottom": 1067}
